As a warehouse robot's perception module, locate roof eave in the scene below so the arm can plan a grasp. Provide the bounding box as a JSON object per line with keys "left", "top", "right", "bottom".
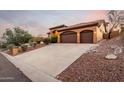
{"left": 58, "top": 23, "right": 99, "bottom": 31}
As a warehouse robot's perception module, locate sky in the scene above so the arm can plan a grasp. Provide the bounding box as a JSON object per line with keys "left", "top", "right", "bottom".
{"left": 0, "top": 10, "right": 109, "bottom": 36}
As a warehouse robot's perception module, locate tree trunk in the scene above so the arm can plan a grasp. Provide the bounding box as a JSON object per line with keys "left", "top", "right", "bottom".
{"left": 108, "top": 29, "right": 112, "bottom": 39}
{"left": 108, "top": 32, "right": 111, "bottom": 39}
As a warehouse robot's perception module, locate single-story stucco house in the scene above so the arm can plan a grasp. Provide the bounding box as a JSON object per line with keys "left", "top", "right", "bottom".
{"left": 47, "top": 20, "right": 107, "bottom": 43}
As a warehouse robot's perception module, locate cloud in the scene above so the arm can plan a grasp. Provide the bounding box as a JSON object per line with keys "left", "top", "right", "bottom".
{"left": 0, "top": 11, "right": 48, "bottom": 36}
{"left": 0, "top": 10, "right": 108, "bottom": 37}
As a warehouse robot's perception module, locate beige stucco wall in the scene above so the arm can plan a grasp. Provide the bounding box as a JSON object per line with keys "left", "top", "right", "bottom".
{"left": 50, "top": 25, "right": 105, "bottom": 43}
{"left": 96, "top": 27, "right": 103, "bottom": 42}
{"left": 96, "top": 23, "right": 105, "bottom": 42}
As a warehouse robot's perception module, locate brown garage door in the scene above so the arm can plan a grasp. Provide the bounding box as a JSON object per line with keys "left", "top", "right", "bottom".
{"left": 60, "top": 31, "right": 77, "bottom": 43}
{"left": 80, "top": 30, "right": 93, "bottom": 43}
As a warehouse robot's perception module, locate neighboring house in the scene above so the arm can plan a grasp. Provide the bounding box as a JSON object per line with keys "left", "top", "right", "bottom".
{"left": 47, "top": 20, "right": 107, "bottom": 43}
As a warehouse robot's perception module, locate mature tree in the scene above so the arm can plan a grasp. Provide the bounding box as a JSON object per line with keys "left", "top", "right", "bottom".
{"left": 107, "top": 10, "right": 124, "bottom": 39}
{"left": 3, "top": 27, "right": 32, "bottom": 46}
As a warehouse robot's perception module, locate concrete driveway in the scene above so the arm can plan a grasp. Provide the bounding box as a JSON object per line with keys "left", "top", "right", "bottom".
{"left": 2, "top": 44, "right": 98, "bottom": 82}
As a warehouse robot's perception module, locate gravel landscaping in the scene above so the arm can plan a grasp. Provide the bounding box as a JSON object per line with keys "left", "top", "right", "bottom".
{"left": 0, "top": 53, "right": 31, "bottom": 82}
{"left": 56, "top": 36, "right": 124, "bottom": 82}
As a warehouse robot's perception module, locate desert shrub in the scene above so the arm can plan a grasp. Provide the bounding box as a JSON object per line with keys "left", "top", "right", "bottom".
{"left": 21, "top": 44, "right": 28, "bottom": 52}
{"left": 43, "top": 38, "right": 50, "bottom": 45}
{"left": 29, "top": 42, "right": 37, "bottom": 48}
{"left": 0, "top": 42, "right": 8, "bottom": 49}
{"left": 33, "top": 42, "right": 37, "bottom": 48}
{"left": 32, "top": 37, "right": 43, "bottom": 44}
{"left": 29, "top": 40, "right": 34, "bottom": 46}
{"left": 7, "top": 44, "right": 15, "bottom": 50}
{"left": 50, "top": 36, "right": 58, "bottom": 43}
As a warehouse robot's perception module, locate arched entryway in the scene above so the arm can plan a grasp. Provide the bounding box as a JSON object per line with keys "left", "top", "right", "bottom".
{"left": 80, "top": 30, "right": 93, "bottom": 43}
{"left": 60, "top": 31, "right": 77, "bottom": 43}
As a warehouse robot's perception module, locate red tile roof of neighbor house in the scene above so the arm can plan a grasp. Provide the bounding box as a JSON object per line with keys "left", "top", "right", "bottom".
{"left": 47, "top": 19, "right": 106, "bottom": 34}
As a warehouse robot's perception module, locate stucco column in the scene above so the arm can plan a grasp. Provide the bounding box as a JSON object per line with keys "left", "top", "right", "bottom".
{"left": 77, "top": 32, "right": 80, "bottom": 43}
{"left": 58, "top": 33, "right": 60, "bottom": 43}
{"left": 93, "top": 31, "right": 97, "bottom": 43}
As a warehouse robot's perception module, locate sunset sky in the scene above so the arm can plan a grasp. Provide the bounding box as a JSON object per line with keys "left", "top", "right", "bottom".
{"left": 0, "top": 10, "right": 109, "bottom": 36}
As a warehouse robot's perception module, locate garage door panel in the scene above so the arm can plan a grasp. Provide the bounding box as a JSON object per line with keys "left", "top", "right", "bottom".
{"left": 80, "top": 30, "right": 93, "bottom": 43}
{"left": 60, "top": 31, "right": 77, "bottom": 43}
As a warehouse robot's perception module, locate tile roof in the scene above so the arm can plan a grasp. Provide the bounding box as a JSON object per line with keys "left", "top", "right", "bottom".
{"left": 57, "top": 20, "right": 105, "bottom": 31}
{"left": 47, "top": 19, "right": 106, "bottom": 34}
{"left": 49, "top": 24, "right": 67, "bottom": 30}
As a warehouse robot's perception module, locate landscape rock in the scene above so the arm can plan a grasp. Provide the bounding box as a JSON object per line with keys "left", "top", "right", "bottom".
{"left": 57, "top": 36, "right": 124, "bottom": 82}
{"left": 114, "top": 47, "right": 123, "bottom": 54}
{"left": 105, "top": 54, "right": 117, "bottom": 60}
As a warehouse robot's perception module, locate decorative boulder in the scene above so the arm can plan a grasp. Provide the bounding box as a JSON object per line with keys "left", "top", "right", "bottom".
{"left": 114, "top": 47, "right": 123, "bottom": 54}
{"left": 105, "top": 54, "right": 117, "bottom": 60}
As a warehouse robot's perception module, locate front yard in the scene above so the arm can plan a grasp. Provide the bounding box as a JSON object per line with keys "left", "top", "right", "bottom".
{"left": 0, "top": 27, "right": 51, "bottom": 56}
{"left": 57, "top": 36, "right": 124, "bottom": 82}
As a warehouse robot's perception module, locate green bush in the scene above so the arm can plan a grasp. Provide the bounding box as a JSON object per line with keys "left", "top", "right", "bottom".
{"left": 7, "top": 44, "right": 15, "bottom": 50}
{"left": 0, "top": 42, "right": 8, "bottom": 49}
{"left": 50, "top": 36, "right": 58, "bottom": 43}
{"left": 43, "top": 38, "right": 50, "bottom": 45}
{"left": 21, "top": 44, "right": 28, "bottom": 52}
